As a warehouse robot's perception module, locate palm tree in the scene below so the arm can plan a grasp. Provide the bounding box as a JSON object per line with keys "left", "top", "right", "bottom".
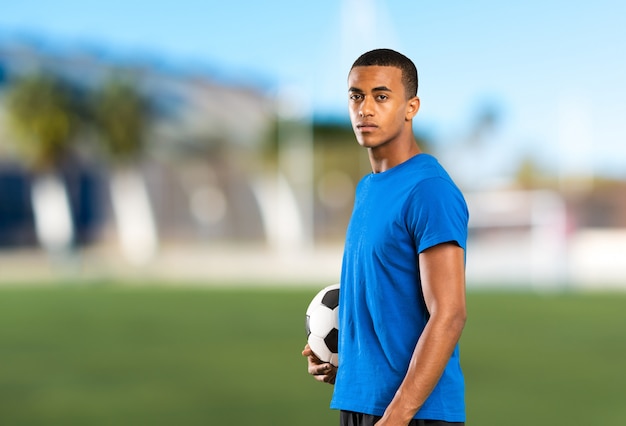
{"left": 92, "top": 76, "right": 147, "bottom": 162}
{"left": 4, "top": 72, "right": 78, "bottom": 256}
{"left": 91, "top": 75, "right": 157, "bottom": 265}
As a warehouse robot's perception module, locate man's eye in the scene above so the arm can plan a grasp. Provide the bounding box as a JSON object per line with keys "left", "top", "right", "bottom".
{"left": 349, "top": 94, "right": 362, "bottom": 101}
{"left": 377, "top": 94, "right": 388, "bottom": 101}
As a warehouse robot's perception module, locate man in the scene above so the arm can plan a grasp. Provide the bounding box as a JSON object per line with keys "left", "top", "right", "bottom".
{"left": 303, "top": 48, "right": 468, "bottom": 426}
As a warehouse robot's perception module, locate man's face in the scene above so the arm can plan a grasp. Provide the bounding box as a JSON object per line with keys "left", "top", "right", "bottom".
{"left": 347, "top": 65, "right": 414, "bottom": 149}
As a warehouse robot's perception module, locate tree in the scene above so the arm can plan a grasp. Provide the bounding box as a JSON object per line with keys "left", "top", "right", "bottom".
{"left": 5, "top": 72, "right": 79, "bottom": 256}
{"left": 91, "top": 75, "right": 157, "bottom": 265}
{"left": 92, "top": 76, "right": 147, "bottom": 163}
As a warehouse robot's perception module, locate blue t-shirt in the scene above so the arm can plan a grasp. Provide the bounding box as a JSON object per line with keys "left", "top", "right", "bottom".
{"left": 330, "top": 154, "right": 468, "bottom": 422}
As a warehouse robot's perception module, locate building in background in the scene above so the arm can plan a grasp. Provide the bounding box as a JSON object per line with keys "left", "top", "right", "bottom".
{"left": 0, "top": 39, "right": 360, "bottom": 257}
{"left": 0, "top": 39, "right": 625, "bottom": 288}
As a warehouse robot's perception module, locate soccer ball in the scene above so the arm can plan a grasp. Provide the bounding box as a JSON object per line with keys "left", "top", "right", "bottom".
{"left": 305, "top": 283, "right": 340, "bottom": 367}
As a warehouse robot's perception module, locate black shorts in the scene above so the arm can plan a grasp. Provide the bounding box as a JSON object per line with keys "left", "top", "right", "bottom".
{"left": 340, "top": 410, "right": 464, "bottom": 426}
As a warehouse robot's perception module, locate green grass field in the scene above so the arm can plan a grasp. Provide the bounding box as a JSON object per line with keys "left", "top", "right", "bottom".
{"left": 0, "top": 284, "right": 625, "bottom": 425}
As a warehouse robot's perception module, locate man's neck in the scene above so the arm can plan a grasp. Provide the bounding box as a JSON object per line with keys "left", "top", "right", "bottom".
{"left": 369, "top": 141, "right": 422, "bottom": 173}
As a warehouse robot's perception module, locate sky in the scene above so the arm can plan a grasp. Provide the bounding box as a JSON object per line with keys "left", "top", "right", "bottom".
{"left": 1, "top": 0, "right": 625, "bottom": 184}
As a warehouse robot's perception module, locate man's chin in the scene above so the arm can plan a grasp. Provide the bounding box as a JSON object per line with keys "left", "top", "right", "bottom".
{"left": 356, "top": 136, "right": 377, "bottom": 148}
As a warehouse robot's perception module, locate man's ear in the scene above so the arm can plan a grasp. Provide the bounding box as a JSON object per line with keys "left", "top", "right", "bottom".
{"left": 406, "top": 96, "right": 420, "bottom": 120}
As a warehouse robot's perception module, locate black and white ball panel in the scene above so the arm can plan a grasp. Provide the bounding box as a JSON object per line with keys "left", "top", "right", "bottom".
{"left": 305, "top": 283, "right": 340, "bottom": 366}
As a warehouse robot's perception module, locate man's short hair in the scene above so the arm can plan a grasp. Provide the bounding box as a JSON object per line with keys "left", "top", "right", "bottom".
{"left": 350, "top": 48, "right": 418, "bottom": 99}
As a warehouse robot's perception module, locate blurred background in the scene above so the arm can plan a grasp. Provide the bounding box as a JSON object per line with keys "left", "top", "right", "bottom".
{"left": 1, "top": 1, "right": 626, "bottom": 425}
{"left": 1, "top": 0, "right": 624, "bottom": 289}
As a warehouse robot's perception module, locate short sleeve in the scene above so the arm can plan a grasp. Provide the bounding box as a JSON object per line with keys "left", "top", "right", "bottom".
{"left": 405, "top": 177, "right": 469, "bottom": 254}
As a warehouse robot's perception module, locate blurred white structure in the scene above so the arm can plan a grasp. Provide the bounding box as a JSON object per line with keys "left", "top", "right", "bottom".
{"left": 109, "top": 168, "right": 158, "bottom": 266}
{"left": 252, "top": 173, "right": 305, "bottom": 253}
{"left": 31, "top": 173, "right": 74, "bottom": 255}
{"left": 466, "top": 190, "right": 568, "bottom": 289}
{"left": 465, "top": 189, "right": 626, "bottom": 290}
{"left": 569, "top": 229, "right": 626, "bottom": 289}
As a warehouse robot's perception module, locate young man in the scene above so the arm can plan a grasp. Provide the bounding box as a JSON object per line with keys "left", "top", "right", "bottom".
{"left": 303, "top": 49, "right": 468, "bottom": 426}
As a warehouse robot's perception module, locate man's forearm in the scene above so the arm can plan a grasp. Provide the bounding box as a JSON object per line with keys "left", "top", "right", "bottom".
{"left": 378, "top": 311, "right": 466, "bottom": 424}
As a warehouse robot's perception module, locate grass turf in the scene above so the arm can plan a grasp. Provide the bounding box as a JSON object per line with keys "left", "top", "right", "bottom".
{"left": 0, "top": 285, "right": 624, "bottom": 425}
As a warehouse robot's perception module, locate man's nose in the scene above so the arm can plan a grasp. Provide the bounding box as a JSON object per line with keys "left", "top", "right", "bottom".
{"left": 359, "top": 96, "right": 374, "bottom": 117}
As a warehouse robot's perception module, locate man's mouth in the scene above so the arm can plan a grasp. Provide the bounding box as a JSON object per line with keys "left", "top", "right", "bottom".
{"left": 357, "top": 123, "right": 378, "bottom": 132}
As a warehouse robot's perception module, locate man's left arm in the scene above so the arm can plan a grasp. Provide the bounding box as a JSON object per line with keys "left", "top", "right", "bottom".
{"left": 376, "top": 242, "right": 467, "bottom": 426}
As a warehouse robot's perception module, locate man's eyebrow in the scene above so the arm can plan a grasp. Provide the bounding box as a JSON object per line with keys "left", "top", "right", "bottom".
{"left": 348, "top": 86, "right": 393, "bottom": 93}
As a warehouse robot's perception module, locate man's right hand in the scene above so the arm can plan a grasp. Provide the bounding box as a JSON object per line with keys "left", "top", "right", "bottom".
{"left": 302, "top": 344, "right": 337, "bottom": 384}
